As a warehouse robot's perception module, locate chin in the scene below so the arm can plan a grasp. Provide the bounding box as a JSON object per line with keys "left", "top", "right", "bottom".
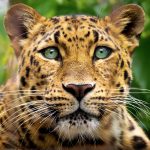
{"left": 56, "top": 110, "right": 100, "bottom": 140}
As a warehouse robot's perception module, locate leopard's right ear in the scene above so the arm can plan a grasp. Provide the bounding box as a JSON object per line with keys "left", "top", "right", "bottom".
{"left": 109, "top": 4, "right": 145, "bottom": 54}
{"left": 4, "top": 3, "right": 43, "bottom": 57}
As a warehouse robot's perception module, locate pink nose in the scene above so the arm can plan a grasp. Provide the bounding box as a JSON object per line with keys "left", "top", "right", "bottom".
{"left": 62, "top": 83, "right": 95, "bottom": 101}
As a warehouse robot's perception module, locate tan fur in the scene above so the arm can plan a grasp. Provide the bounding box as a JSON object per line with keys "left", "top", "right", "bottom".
{"left": 0, "top": 3, "right": 149, "bottom": 150}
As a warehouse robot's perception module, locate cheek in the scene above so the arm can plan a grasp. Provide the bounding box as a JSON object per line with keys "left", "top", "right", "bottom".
{"left": 19, "top": 61, "right": 60, "bottom": 88}
{"left": 30, "top": 56, "right": 60, "bottom": 78}
{"left": 95, "top": 59, "right": 118, "bottom": 81}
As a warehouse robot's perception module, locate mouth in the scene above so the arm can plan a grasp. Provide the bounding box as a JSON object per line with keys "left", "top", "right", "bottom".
{"left": 58, "top": 108, "right": 99, "bottom": 122}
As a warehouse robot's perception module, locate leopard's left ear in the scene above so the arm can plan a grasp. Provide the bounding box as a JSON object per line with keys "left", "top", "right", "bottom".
{"left": 110, "top": 4, "right": 145, "bottom": 52}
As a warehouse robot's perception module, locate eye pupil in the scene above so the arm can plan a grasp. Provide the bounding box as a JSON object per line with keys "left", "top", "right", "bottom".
{"left": 94, "top": 46, "right": 112, "bottom": 60}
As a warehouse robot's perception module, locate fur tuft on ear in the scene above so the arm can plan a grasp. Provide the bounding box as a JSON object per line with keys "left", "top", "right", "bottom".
{"left": 110, "top": 4, "right": 145, "bottom": 38}
{"left": 4, "top": 3, "right": 42, "bottom": 57}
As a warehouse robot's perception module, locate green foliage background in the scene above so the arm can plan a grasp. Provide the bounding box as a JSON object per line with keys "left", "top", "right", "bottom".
{"left": 0, "top": 0, "right": 150, "bottom": 136}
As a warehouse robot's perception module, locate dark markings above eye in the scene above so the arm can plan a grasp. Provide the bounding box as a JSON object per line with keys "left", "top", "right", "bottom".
{"left": 54, "top": 31, "right": 60, "bottom": 44}
{"left": 93, "top": 30, "right": 99, "bottom": 43}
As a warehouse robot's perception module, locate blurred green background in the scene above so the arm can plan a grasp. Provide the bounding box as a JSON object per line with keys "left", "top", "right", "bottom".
{"left": 0, "top": 0, "right": 150, "bottom": 136}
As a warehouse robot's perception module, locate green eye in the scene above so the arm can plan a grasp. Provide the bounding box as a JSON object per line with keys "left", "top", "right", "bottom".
{"left": 41, "top": 47, "right": 59, "bottom": 60}
{"left": 94, "top": 46, "right": 112, "bottom": 59}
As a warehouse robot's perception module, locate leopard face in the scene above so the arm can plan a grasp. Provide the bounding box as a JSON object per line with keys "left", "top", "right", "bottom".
{"left": 4, "top": 4, "right": 144, "bottom": 141}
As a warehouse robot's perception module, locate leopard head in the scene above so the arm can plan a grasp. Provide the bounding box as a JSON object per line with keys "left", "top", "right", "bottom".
{"left": 4, "top": 4, "right": 144, "bottom": 140}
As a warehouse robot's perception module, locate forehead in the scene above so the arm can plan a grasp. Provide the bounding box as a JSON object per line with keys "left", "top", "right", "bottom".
{"left": 49, "top": 15, "right": 100, "bottom": 28}
{"left": 39, "top": 15, "right": 113, "bottom": 46}
{"left": 48, "top": 15, "right": 107, "bottom": 36}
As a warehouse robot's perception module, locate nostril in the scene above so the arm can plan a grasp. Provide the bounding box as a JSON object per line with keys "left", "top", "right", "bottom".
{"left": 62, "top": 83, "right": 95, "bottom": 101}
{"left": 62, "top": 84, "right": 78, "bottom": 98}
{"left": 84, "top": 85, "right": 95, "bottom": 96}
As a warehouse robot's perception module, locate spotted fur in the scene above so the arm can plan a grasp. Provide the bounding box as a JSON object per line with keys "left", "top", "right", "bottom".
{"left": 0, "top": 3, "right": 149, "bottom": 150}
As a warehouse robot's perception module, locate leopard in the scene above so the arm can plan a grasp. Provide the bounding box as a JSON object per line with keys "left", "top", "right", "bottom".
{"left": 0, "top": 3, "right": 149, "bottom": 150}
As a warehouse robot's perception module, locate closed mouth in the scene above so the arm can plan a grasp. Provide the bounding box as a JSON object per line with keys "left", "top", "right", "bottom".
{"left": 58, "top": 108, "right": 99, "bottom": 121}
